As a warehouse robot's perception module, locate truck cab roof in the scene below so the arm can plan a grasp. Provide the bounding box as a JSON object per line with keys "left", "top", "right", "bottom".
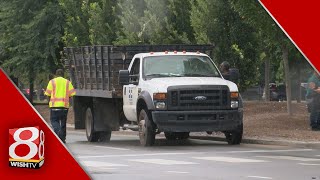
{"left": 136, "top": 52, "right": 209, "bottom": 58}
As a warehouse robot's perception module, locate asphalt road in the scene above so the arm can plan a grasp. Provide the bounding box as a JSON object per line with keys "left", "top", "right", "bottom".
{"left": 66, "top": 130, "right": 320, "bottom": 180}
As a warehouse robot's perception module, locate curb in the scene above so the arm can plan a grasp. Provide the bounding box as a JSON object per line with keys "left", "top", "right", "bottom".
{"left": 66, "top": 123, "right": 320, "bottom": 148}
{"left": 190, "top": 136, "right": 320, "bottom": 149}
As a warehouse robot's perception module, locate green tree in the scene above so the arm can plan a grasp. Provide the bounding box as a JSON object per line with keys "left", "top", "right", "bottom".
{"left": 88, "top": 0, "right": 119, "bottom": 44}
{"left": 190, "top": 0, "right": 260, "bottom": 91}
{"left": 60, "top": 0, "right": 90, "bottom": 46}
{"left": 115, "top": 0, "right": 190, "bottom": 45}
{"left": 168, "top": 0, "right": 195, "bottom": 43}
{"left": 115, "top": 0, "right": 146, "bottom": 44}
{"left": 0, "top": 0, "right": 65, "bottom": 103}
{"left": 231, "top": 0, "right": 296, "bottom": 115}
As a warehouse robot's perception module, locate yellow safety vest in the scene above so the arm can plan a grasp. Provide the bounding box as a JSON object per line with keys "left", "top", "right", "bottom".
{"left": 44, "top": 77, "right": 76, "bottom": 108}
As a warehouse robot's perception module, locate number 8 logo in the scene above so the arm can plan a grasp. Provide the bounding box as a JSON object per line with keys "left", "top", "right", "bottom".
{"left": 39, "top": 130, "right": 45, "bottom": 159}
{"left": 9, "top": 127, "right": 45, "bottom": 160}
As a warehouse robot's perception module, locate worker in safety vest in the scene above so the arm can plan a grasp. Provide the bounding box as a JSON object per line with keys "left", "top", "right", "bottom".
{"left": 45, "top": 69, "right": 76, "bottom": 143}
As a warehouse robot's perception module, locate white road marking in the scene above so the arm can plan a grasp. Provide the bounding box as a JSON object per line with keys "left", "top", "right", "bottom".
{"left": 94, "top": 146, "right": 130, "bottom": 151}
{"left": 78, "top": 152, "right": 203, "bottom": 159}
{"left": 299, "top": 163, "right": 320, "bottom": 166}
{"left": 129, "top": 159, "right": 198, "bottom": 165}
{"left": 247, "top": 176, "right": 273, "bottom": 179}
{"left": 89, "top": 167, "right": 117, "bottom": 170}
{"left": 257, "top": 156, "right": 320, "bottom": 162}
{"left": 225, "top": 149, "right": 313, "bottom": 153}
{"left": 167, "top": 171, "right": 190, "bottom": 174}
{"left": 193, "top": 156, "right": 268, "bottom": 163}
{"left": 80, "top": 161, "right": 128, "bottom": 167}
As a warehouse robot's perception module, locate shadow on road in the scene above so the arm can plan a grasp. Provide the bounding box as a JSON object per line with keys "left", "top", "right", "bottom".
{"left": 69, "top": 137, "right": 233, "bottom": 148}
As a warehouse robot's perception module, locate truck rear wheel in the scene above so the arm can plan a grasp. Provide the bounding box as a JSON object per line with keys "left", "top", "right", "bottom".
{"left": 85, "top": 107, "right": 99, "bottom": 142}
{"left": 224, "top": 124, "right": 243, "bottom": 145}
{"left": 73, "top": 96, "right": 86, "bottom": 129}
{"left": 99, "top": 131, "right": 112, "bottom": 142}
{"left": 138, "top": 109, "right": 155, "bottom": 146}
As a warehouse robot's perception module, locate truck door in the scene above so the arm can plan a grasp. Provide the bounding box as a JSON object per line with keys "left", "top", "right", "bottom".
{"left": 123, "top": 58, "right": 140, "bottom": 122}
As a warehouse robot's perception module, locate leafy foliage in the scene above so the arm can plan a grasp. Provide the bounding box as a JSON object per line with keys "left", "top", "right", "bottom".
{"left": 115, "top": 0, "right": 190, "bottom": 45}
{"left": 0, "top": 0, "right": 312, "bottom": 106}
{"left": 191, "top": 0, "right": 260, "bottom": 91}
{"left": 0, "top": 0, "right": 65, "bottom": 102}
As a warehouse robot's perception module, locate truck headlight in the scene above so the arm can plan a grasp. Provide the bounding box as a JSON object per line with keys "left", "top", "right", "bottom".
{"left": 231, "top": 101, "right": 239, "bottom": 108}
{"left": 155, "top": 101, "right": 166, "bottom": 109}
{"left": 153, "top": 93, "right": 167, "bottom": 109}
{"left": 230, "top": 92, "right": 239, "bottom": 109}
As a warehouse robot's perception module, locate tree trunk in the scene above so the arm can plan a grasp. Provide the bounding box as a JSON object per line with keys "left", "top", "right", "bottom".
{"left": 264, "top": 55, "right": 270, "bottom": 101}
{"left": 282, "top": 44, "right": 292, "bottom": 115}
{"left": 37, "top": 87, "right": 41, "bottom": 101}
{"left": 297, "top": 64, "right": 301, "bottom": 103}
{"left": 28, "top": 69, "right": 35, "bottom": 104}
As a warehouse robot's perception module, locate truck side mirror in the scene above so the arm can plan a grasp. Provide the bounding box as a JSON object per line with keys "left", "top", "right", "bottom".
{"left": 119, "top": 70, "right": 129, "bottom": 85}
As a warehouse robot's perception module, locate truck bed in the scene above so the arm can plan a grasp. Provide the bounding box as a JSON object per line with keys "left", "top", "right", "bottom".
{"left": 64, "top": 44, "right": 214, "bottom": 98}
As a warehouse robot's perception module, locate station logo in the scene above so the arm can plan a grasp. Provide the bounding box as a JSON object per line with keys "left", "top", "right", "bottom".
{"left": 9, "top": 126, "right": 45, "bottom": 169}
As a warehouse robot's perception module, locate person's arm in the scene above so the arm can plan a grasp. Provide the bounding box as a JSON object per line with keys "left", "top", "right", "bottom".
{"left": 314, "top": 88, "right": 320, "bottom": 94}
{"left": 44, "top": 80, "right": 52, "bottom": 102}
{"left": 68, "top": 81, "right": 76, "bottom": 97}
{"left": 44, "top": 80, "right": 52, "bottom": 96}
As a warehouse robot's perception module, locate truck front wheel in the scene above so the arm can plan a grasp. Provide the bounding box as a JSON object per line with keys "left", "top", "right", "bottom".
{"left": 85, "top": 107, "right": 99, "bottom": 142}
{"left": 138, "top": 109, "right": 156, "bottom": 146}
{"left": 224, "top": 124, "right": 243, "bottom": 145}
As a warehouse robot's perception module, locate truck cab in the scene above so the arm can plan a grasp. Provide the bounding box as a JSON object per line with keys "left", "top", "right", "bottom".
{"left": 119, "top": 51, "right": 243, "bottom": 146}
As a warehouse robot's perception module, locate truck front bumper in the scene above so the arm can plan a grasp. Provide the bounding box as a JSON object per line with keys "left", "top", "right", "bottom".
{"left": 152, "top": 109, "right": 243, "bottom": 132}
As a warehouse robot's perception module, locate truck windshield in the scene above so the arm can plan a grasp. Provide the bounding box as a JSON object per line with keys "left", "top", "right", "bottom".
{"left": 143, "top": 55, "right": 221, "bottom": 78}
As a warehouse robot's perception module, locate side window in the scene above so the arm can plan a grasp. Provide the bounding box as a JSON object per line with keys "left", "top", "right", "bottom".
{"left": 130, "top": 58, "right": 140, "bottom": 83}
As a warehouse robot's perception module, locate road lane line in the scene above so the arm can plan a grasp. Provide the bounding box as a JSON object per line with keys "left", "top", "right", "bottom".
{"left": 129, "top": 159, "right": 198, "bottom": 165}
{"left": 225, "top": 149, "right": 313, "bottom": 153}
{"left": 247, "top": 176, "right": 273, "bottom": 179}
{"left": 78, "top": 152, "right": 203, "bottom": 159}
{"left": 193, "top": 156, "right": 268, "bottom": 163}
{"left": 298, "top": 163, "right": 320, "bottom": 166}
{"left": 167, "top": 171, "right": 190, "bottom": 174}
{"left": 257, "top": 156, "right": 320, "bottom": 162}
{"left": 94, "top": 146, "right": 130, "bottom": 151}
{"left": 80, "top": 161, "right": 128, "bottom": 167}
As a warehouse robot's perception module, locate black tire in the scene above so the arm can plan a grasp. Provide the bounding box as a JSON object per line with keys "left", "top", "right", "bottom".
{"left": 99, "top": 131, "right": 112, "bottom": 142}
{"left": 165, "top": 132, "right": 189, "bottom": 140}
{"left": 138, "top": 109, "right": 156, "bottom": 146}
{"left": 85, "top": 107, "right": 99, "bottom": 142}
{"left": 73, "top": 96, "right": 87, "bottom": 129}
{"left": 224, "top": 124, "right": 243, "bottom": 145}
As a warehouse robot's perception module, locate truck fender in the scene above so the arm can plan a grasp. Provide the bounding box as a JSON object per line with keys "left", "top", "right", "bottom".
{"left": 137, "top": 91, "right": 155, "bottom": 111}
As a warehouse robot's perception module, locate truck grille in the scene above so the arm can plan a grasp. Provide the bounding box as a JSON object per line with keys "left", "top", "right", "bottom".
{"left": 167, "top": 85, "right": 230, "bottom": 110}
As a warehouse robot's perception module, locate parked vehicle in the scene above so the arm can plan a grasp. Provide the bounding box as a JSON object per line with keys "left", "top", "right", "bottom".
{"left": 262, "top": 83, "right": 285, "bottom": 101}
{"left": 22, "top": 88, "right": 45, "bottom": 101}
{"left": 64, "top": 45, "right": 243, "bottom": 146}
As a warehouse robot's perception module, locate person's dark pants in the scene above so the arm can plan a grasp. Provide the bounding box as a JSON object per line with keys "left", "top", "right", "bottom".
{"left": 310, "top": 103, "right": 320, "bottom": 129}
{"left": 310, "top": 110, "right": 319, "bottom": 129}
{"left": 50, "top": 108, "right": 68, "bottom": 142}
